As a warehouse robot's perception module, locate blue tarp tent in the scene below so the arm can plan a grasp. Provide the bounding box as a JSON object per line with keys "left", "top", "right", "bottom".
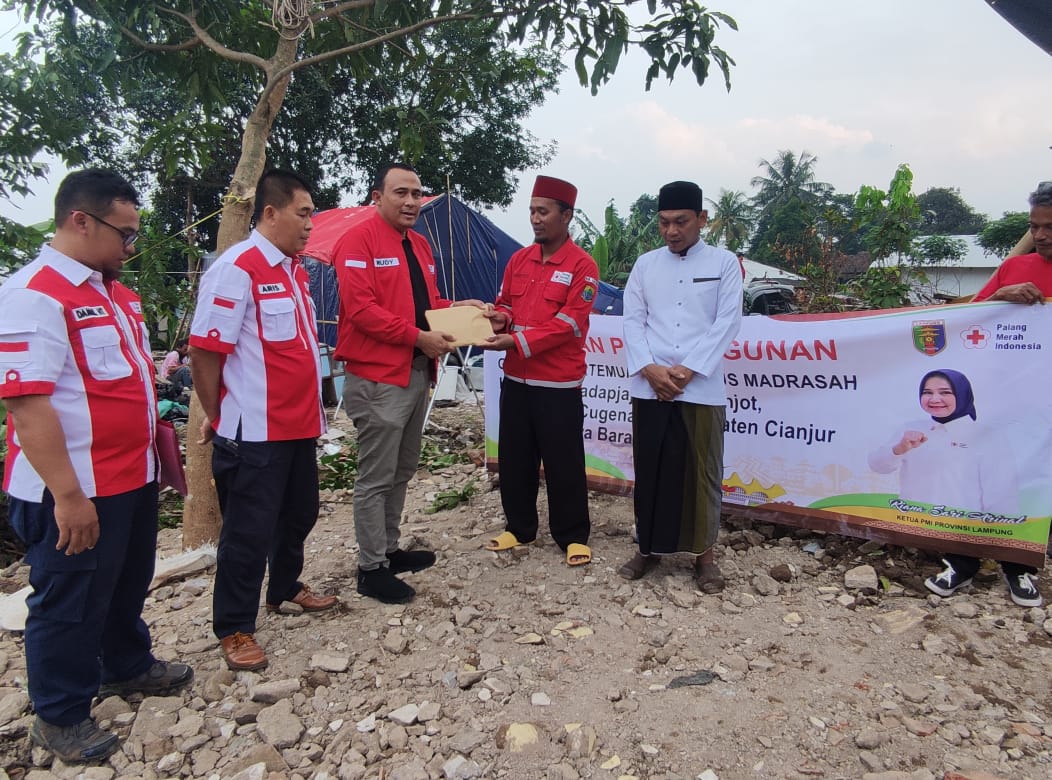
{"left": 302, "top": 195, "right": 623, "bottom": 347}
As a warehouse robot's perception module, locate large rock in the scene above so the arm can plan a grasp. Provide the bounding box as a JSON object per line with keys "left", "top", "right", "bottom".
{"left": 124, "top": 696, "right": 183, "bottom": 762}
{"left": 0, "top": 691, "right": 29, "bottom": 727}
{"left": 752, "top": 574, "right": 780, "bottom": 596}
{"left": 448, "top": 729, "right": 486, "bottom": 754}
{"left": 225, "top": 743, "right": 290, "bottom": 775}
{"left": 443, "top": 755, "right": 482, "bottom": 779}
{"left": 311, "top": 652, "right": 350, "bottom": 673}
{"left": 388, "top": 703, "right": 420, "bottom": 726}
{"left": 250, "top": 678, "right": 301, "bottom": 703}
{"left": 497, "top": 722, "right": 544, "bottom": 752}
{"left": 844, "top": 565, "right": 878, "bottom": 590}
{"left": 387, "top": 760, "right": 429, "bottom": 780}
{"left": 256, "top": 698, "right": 305, "bottom": 749}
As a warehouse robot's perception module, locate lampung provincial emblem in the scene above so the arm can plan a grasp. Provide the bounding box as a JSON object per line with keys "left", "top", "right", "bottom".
{"left": 912, "top": 320, "right": 946, "bottom": 356}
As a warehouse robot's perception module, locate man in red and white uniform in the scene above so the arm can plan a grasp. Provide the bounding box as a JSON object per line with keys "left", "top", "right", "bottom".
{"left": 191, "top": 169, "right": 335, "bottom": 672}
{"left": 481, "top": 175, "right": 597, "bottom": 566}
{"left": 0, "top": 170, "right": 192, "bottom": 764}
{"left": 333, "top": 162, "right": 483, "bottom": 605}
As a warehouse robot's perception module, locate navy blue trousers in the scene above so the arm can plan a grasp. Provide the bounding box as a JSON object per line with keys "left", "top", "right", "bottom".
{"left": 211, "top": 436, "right": 319, "bottom": 638}
{"left": 8, "top": 483, "right": 158, "bottom": 726}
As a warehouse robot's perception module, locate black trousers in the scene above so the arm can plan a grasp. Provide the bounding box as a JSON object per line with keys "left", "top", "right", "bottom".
{"left": 212, "top": 436, "right": 320, "bottom": 638}
{"left": 9, "top": 483, "right": 158, "bottom": 725}
{"left": 498, "top": 379, "right": 590, "bottom": 550}
{"left": 944, "top": 553, "right": 1036, "bottom": 579}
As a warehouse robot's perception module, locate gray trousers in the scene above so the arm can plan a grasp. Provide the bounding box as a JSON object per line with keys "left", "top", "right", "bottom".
{"left": 343, "top": 359, "right": 429, "bottom": 570}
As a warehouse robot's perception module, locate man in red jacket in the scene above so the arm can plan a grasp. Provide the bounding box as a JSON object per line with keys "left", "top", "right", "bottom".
{"left": 481, "top": 175, "right": 597, "bottom": 566}
{"left": 333, "top": 163, "right": 482, "bottom": 604}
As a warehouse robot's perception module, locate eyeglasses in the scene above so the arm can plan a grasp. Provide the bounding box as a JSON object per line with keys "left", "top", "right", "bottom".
{"left": 75, "top": 210, "right": 139, "bottom": 249}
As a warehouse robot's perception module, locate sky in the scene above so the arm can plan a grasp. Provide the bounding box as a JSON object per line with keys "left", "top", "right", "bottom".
{"left": 1, "top": 1, "right": 1050, "bottom": 240}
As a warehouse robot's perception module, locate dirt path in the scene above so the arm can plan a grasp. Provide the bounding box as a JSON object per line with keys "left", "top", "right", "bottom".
{"left": 0, "top": 405, "right": 1050, "bottom": 780}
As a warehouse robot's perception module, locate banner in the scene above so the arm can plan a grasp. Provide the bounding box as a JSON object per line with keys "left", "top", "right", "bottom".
{"left": 484, "top": 303, "right": 1052, "bottom": 567}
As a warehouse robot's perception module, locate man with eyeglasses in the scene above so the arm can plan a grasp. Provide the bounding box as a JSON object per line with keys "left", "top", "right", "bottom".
{"left": 924, "top": 181, "right": 1052, "bottom": 608}
{"left": 0, "top": 169, "right": 193, "bottom": 763}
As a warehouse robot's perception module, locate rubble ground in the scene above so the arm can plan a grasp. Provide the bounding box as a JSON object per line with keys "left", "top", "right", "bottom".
{"left": 0, "top": 405, "right": 1050, "bottom": 780}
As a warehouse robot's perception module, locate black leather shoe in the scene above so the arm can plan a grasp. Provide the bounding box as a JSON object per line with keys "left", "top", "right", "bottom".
{"left": 387, "top": 548, "right": 436, "bottom": 574}
{"left": 357, "top": 567, "right": 415, "bottom": 604}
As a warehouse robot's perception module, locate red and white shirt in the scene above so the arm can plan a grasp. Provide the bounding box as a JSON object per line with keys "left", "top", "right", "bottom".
{"left": 190, "top": 231, "right": 324, "bottom": 442}
{"left": 0, "top": 246, "right": 158, "bottom": 500}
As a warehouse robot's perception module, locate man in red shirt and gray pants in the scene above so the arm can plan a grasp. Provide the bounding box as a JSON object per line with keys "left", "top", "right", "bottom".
{"left": 333, "top": 163, "right": 483, "bottom": 604}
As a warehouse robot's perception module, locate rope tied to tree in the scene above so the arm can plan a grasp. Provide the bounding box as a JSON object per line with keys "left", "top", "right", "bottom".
{"left": 270, "top": 0, "right": 314, "bottom": 39}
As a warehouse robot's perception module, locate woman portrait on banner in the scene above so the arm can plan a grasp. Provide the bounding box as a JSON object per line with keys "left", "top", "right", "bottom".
{"left": 867, "top": 368, "right": 1019, "bottom": 516}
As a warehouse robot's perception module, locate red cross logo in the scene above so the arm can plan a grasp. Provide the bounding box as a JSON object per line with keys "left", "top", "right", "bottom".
{"left": 960, "top": 326, "right": 988, "bottom": 349}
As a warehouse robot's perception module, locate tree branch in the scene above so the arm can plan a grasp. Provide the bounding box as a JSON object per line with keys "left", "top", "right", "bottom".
{"left": 117, "top": 24, "right": 201, "bottom": 53}
{"left": 270, "top": 10, "right": 505, "bottom": 85}
{"left": 158, "top": 7, "right": 270, "bottom": 71}
{"left": 310, "top": 0, "right": 376, "bottom": 24}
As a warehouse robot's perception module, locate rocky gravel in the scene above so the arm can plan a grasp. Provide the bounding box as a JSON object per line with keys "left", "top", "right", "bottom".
{"left": 0, "top": 405, "right": 1050, "bottom": 780}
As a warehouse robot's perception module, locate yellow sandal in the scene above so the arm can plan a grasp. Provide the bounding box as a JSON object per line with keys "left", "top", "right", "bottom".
{"left": 485, "top": 531, "right": 524, "bottom": 551}
{"left": 566, "top": 543, "right": 592, "bottom": 566}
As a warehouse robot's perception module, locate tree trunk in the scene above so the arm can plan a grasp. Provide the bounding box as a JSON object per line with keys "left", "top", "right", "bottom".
{"left": 181, "top": 392, "right": 222, "bottom": 548}
{"left": 182, "top": 40, "right": 297, "bottom": 549}
{"left": 1008, "top": 232, "right": 1035, "bottom": 260}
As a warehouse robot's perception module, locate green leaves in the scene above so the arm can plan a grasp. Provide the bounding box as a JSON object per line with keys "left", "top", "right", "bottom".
{"left": 854, "top": 164, "right": 920, "bottom": 264}
{"left": 424, "top": 480, "right": 477, "bottom": 514}
{"left": 977, "top": 211, "right": 1030, "bottom": 259}
{"left": 575, "top": 196, "right": 660, "bottom": 285}
{"left": 0, "top": 0, "right": 736, "bottom": 237}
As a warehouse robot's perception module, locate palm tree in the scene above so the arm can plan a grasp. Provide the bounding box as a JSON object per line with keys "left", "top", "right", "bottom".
{"left": 750, "top": 150, "right": 832, "bottom": 215}
{"left": 705, "top": 189, "right": 754, "bottom": 252}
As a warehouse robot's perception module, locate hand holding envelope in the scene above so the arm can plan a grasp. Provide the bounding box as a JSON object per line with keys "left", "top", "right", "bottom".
{"left": 424, "top": 305, "right": 496, "bottom": 347}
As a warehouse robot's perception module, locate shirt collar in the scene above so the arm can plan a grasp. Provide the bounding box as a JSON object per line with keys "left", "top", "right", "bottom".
{"left": 37, "top": 244, "right": 102, "bottom": 286}
{"left": 668, "top": 238, "right": 707, "bottom": 259}
{"left": 250, "top": 229, "right": 291, "bottom": 267}
{"left": 527, "top": 236, "right": 578, "bottom": 266}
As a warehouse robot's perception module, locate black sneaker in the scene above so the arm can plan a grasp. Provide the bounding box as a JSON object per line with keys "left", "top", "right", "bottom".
{"left": 30, "top": 717, "right": 119, "bottom": 764}
{"left": 98, "top": 660, "right": 194, "bottom": 699}
{"left": 387, "top": 548, "right": 436, "bottom": 574}
{"left": 357, "top": 567, "right": 415, "bottom": 604}
{"left": 1004, "top": 572, "right": 1043, "bottom": 608}
{"left": 924, "top": 560, "right": 972, "bottom": 597}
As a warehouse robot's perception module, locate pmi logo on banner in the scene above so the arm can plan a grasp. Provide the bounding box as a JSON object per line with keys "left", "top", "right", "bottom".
{"left": 912, "top": 320, "right": 946, "bottom": 356}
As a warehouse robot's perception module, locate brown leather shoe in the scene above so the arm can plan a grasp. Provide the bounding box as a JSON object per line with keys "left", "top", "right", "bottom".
{"left": 220, "top": 632, "right": 267, "bottom": 671}
{"left": 266, "top": 584, "right": 338, "bottom": 614}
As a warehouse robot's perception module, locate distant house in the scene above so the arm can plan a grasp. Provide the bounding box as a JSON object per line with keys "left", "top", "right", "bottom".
{"left": 834, "top": 251, "right": 874, "bottom": 283}
{"left": 741, "top": 257, "right": 804, "bottom": 285}
{"left": 908, "top": 235, "right": 999, "bottom": 302}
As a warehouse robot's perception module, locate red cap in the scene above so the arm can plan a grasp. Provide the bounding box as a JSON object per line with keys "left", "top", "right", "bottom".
{"left": 531, "top": 175, "right": 577, "bottom": 208}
